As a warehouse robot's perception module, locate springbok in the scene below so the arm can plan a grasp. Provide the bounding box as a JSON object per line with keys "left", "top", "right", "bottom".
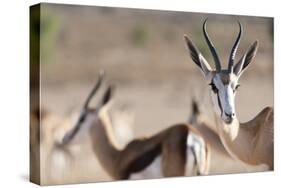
{"left": 61, "top": 71, "right": 211, "bottom": 180}
{"left": 30, "top": 107, "right": 75, "bottom": 184}
{"left": 184, "top": 19, "right": 274, "bottom": 170}
{"left": 32, "top": 104, "right": 135, "bottom": 184}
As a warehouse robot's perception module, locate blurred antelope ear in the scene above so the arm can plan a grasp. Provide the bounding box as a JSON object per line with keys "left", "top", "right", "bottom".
{"left": 101, "top": 85, "right": 115, "bottom": 107}
{"left": 234, "top": 41, "right": 258, "bottom": 76}
{"left": 184, "top": 35, "right": 212, "bottom": 77}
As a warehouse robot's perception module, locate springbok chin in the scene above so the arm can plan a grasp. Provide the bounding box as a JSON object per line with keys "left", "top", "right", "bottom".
{"left": 184, "top": 19, "right": 258, "bottom": 125}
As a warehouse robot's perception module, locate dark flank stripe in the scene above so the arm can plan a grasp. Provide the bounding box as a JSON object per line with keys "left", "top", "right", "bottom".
{"left": 117, "top": 125, "right": 189, "bottom": 179}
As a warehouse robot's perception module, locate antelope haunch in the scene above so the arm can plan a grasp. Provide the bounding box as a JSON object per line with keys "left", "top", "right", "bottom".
{"left": 184, "top": 19, "right": 273, "bottom": 170}
{"left": 61, "top": 71, "right": 210, "bottom": 180}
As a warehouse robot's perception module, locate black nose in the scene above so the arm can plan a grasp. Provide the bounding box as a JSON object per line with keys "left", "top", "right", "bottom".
{"left": 225, "top": 112, "right": 235, "bottom": 118}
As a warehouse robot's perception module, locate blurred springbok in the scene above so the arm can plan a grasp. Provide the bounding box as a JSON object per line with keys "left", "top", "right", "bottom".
{"left": 30, "top": 107, "right": 67, "bottom": 184}
{"left": 184, "top": 19, "right": 273, "bottom": 170}
{"left": 30, "top": 107, "right": 74, "bottom": 184}
{"left": 62, "top": 71, "right": 211, "bottom": 180}
{"left": 31, "top": 100, "right": 135, "bottom": 184}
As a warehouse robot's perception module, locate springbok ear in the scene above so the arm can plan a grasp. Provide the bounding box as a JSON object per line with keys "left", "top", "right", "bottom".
{"left": 234, "top": 41, "right": 258, "bottom": 76}
{"left": 184, "top": 35, "right": 212, "bottom": 77}
{"left": 101, "top": 85, "right": 114, "bottom": 107}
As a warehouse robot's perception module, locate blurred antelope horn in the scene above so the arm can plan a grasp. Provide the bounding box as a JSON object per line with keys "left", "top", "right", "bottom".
{"left": 83, "top": 70, "right": 105, "bottom": 109}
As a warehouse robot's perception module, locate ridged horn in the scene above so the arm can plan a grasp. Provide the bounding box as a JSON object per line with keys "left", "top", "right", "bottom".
{"left": 228, "top": 20, "right": 243, "bottom": 73}
{"left": 203, "top": 18, "right": 221, "bottom": 71}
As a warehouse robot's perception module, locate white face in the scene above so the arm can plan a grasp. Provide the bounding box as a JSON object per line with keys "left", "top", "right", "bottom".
{"left": 184, "top": 27, "right": 258, "bottom": 125}
{"left": 209, "top": 72, "right": 240, "bottom": 124}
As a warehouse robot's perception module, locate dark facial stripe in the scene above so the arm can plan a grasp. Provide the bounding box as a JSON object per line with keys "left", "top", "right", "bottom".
{"left": 216, "top": 92, "right": 223, "bottom": 117}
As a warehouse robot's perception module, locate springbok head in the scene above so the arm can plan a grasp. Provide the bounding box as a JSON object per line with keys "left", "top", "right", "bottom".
{"left": 184, "top": 19, "right": 258, "bottom": 124}
{"left": 62, "top": 70, "right": 113, "bottom": 145}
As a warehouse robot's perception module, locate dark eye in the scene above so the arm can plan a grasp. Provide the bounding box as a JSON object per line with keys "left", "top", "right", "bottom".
{"left": 234, "top": 84, "right": 241, "bottom": 92}
{"left": 209, "top": 83, "right": 218, "bottom": 93}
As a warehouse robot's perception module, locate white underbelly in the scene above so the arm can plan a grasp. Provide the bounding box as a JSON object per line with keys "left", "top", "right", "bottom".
{"left": 129, "top": 156, "right": 163, "bottom": 180}
{"left": 129, "top": 152, "right": 196, "bottom": 180}
{"left": 186, "top": 131, "right": 208, "bottom": 175}
{"left": 129, "top": 132, "right": 207, "bottom": 179}
{"left": 184, "top": 147, "right": 196, "bottom": 176}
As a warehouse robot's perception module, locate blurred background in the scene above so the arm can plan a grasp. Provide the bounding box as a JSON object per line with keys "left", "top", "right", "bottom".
{"left": 30, "top": 3, "right": 273, "bottom": 185}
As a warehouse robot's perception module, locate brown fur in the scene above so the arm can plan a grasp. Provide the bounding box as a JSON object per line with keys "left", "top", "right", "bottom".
{"left": 62, "top": 78, "right": 210, "bottom": 179}
{"left": 90, "top": 120, "right": 191, "bottom": 179}
{"left": 188, "top": 101, "right": 271, "bottom": 173}
{"left": 243, "top": 107, "right": 274, "bottom": 168}
{"left": 219, "top": 72, "right": 231, "bottom": 85}
{"left": 217, "top": 107, "right": 274, "bottom": 170}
